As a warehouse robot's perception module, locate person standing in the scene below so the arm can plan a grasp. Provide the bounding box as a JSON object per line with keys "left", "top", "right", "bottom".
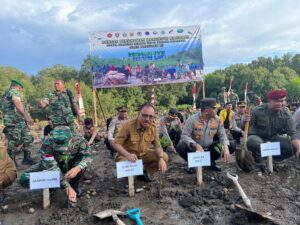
{"left": 1, "top": 80, "right": 35, "bottom": 165}
{"left": 38, "top": 79, "right": 83, "bottom": 132}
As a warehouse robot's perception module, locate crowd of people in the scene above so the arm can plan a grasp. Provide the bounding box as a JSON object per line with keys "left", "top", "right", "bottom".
{"left": 1, "top": 78, "right": 300, "bottom": 205}
{"left": 92, "top": 62, "right": 203, "bottom": 87}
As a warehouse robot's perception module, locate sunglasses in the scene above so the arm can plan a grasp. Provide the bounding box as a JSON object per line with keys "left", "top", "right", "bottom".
{"left": 119, "top": 110, "right": 127, "bottom": 113}
{"left": 141, "top": 113, "right": 155, "bottom": 120}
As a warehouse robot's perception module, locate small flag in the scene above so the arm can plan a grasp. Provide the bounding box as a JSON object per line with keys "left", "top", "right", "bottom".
{"left": 75, "top": 81, "right": 85, "bottom": 117}
{"left": 192, "top": 82, "right": 196, "bottom": 110}
{"left": 151, "top": 85, "right": 155, "bottom": 107}
{"left": 244, "top": 82, "right": 248, "bottom": 104}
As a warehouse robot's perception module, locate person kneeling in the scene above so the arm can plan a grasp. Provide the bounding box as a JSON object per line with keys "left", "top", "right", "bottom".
{"left": 113, "top": 104, "right": 168, "bottom": 182}
{"left": 20, "top": 126, "right": 92, "bottom": 203}
{"left": 176, "top": 98, "right": 235, "bottom": 173}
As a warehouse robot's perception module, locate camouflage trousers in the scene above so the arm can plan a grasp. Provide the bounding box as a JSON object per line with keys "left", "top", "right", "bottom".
{"left": 3, "top": 126, "right": 34, "bottom": 160}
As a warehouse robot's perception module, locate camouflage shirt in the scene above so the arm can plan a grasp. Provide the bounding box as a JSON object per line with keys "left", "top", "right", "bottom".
{"left": 249, "top": 103, "right": 299, "bottom": 140}
{"left": 159, "top": 116, "right": 181, "bottom": 143}
{"left": 43, "top": 90, "right": 75, "bottom": 128}
{"left": 2, "top": 88, "right": 27, "bottom": 128}
{"left": 39, "top": 132, "right": 92, "bottom": 188}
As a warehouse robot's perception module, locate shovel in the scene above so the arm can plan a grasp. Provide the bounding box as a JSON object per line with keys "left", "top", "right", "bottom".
{"left": 226, "top": 172, "right": 252, "bottom": 209}
{"left": 94, "top": 209, "right": 126, "bottom": 225}
{"left": 235, "top": 107, "right": 255, "bottom": 172}
{"left": 127, "top": 208, "right": 143, "bottom": 225}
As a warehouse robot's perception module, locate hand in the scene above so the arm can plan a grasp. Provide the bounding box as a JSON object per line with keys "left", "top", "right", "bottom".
{"left": 126, "top": 153, "right": 138, "bottom": 163}
{"left": 77, "top": 116, "right": 84, "bottom": 125}
{"left": 65, "top": 166, "right": 81, "bottom": 179}
{"left": 158, "top": 158, "right": 167, "bottom": 174}
{"left": 66, "top": 186, "right": 77, "bottom": 203}
{"left": 25, "top": 115, "right": 34, "bottom": 125}
{"left": 38, "top": 99, "right": 47, "bottom": 108}
{"left": 244, "top": 114, "right": 251, "bottom": 122}
{"left": 0, "top": 133, "right": 8, "bottom": 148}
{"left": 241, "top": 131, "right": 245, "bottom": 137}
{"left": 223, "top": 146, "right": 231, "bottom": 162}
{"left": 195, "top": 144, "right": 204, "bottom": 152}
{"left": 169, "top": 145, "right": 176, "bottom": 153}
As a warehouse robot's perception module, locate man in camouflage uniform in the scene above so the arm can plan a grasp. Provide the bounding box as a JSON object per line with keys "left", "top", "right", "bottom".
{"left": 231, "top": 101, "right": 250, "bottom": 144}
{"left": 1, "top": 80, "right": 35, "bottom": 165}
{"left": 159, "top": 108, "right": 182, "bottom": 152}
{"left": 38, "top": 79, "right": 83, "bottom": 132}
{"left": 217, "top": 87, "right": 227, "bottom": 106}
{"left": 247, "top": 89, "right": 300, "bottom": 171}
{"left": 107, "top": 106, "right": 128, "bottom": 158}
{"left": 229, "top": 89, "right": 239, "bottom": 110}
{"left": 176, "top": 98, "right": 234, "bottom": 173}
{"left": 20, "top": 126, "right": 92, "bottom": 203}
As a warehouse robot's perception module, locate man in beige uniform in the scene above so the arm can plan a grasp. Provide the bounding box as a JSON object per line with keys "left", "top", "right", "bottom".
{"left": 113, "top": 104, "right": 168, "bottom": 182}
{"left": 0, "top": 133, "right": 17, "bottom": 201}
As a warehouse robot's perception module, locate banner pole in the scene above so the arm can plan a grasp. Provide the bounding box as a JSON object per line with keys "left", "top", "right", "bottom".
{"left": 92, "top": 88, "right": 98, "bottom": 127}
{"left": 202, "top": 79, "right": 205, "bottom": 98}
{"left": 95, "top": 89, "right": 107, "bottom": 125}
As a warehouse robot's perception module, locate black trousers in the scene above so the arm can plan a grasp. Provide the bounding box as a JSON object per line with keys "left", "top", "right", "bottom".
{"left": 176, "top": 141, "right": 235, "bottom": 163}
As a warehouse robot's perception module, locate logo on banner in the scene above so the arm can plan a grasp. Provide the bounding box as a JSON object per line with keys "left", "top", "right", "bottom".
{"left": 107, "top": 33, "right": 113, "bottom": 38}
{"left": 129, "top": 32, "right": 134, "bottom": 37}
{"left": 177, "top": 29, "right": 184, "bottom": 33}
{"left": 122, "top": 33, "right": 127, "bottom": 37}
{"left": 115, "top": 33, "right": 120, "bottom": 38}
{"left": 137, "top": 32, "right": 142, "bottom": 36}
{"left": 145, "top": 31, "right": 150, "bottom": 35}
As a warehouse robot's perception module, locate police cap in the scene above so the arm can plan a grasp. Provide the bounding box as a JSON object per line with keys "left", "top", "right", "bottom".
{"left": 237, "top": 101, "right": 247, "bottom": 107}
{"left": 200, "top": 98, "right": 217, "bottom": 109}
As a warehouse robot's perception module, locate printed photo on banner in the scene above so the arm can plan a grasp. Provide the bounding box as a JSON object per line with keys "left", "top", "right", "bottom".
{"left": 89, "top": 25, "right": 204, "bottom": 88}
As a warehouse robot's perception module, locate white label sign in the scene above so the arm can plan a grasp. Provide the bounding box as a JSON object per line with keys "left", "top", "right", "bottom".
{"left": 30, "top": 171, "right": 60, "bottom": 190}
{"left": 116, "top": 160, "right": 143, "bottom": 178}
{"left": 188, "top": 152, "right": 211, "bottom": 168}
{"left": 260, "top": 142, "right": 281, "bottom": 157}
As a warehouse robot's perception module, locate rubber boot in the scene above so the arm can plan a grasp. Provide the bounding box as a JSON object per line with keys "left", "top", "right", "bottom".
{"left": 22, "top": 151, "right": 36, "bottom": 165}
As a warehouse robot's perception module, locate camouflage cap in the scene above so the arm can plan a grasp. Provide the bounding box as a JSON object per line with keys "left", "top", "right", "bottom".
{"left": 51, "top": 126, "right": 71, "bottom": 152}
{"left": 11, "top": 79, "right": 24, "bottom": 88}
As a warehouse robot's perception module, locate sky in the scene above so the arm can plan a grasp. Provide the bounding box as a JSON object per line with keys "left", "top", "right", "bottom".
{"left": 1, "top": 0, "right": 300, "bottom": 76}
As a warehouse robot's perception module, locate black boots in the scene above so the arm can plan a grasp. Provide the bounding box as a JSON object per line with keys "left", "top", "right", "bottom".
{"left": 22, "top": 151, "right": 36, "bottom": 165}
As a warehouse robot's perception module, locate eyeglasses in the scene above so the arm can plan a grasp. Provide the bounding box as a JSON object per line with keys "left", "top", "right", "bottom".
{"left": 119, "top": 110, "right": 127, "bottom": 113}
{"left": 141, "top": 113, "right": 155, "bottom": 120}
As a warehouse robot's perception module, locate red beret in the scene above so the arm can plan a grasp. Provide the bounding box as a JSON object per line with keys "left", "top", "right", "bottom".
{"left": 266, "top": 89, "right": 288, "bottom": 101}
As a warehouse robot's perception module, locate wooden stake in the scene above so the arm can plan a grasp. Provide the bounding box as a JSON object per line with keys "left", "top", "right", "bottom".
{"left": 196, "top": 167, "right": 203, "bottom": 185}
{"left": 43, "top": 188, "right": 50, "bottom": 209}
{"left": 128, "top": 176, "right": 135, "bottom": 197}
{"left": 267, "top": 156, "right": 273, "bottom": 173}
{"left": 92, "top": 88, "right": 98, "bottom": 127}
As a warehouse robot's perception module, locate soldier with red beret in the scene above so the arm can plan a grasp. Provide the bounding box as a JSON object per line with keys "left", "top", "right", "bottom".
{"left": 247, "top": 89, "right": 300, "bottom": 171}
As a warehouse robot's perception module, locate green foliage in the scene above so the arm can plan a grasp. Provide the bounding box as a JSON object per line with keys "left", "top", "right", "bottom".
{"left": 1, "top": 53, "right": 300, "bottom": 123}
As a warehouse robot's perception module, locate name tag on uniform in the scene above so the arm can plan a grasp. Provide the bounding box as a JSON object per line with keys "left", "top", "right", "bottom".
{"left": 116, "top": 160, "right": 143, "bottom": 178}
{"left": 188, "top": 152, "right": 211, "bottom": 168}
{"left": 260, "top": 142, "right": 281, "bottom": 157}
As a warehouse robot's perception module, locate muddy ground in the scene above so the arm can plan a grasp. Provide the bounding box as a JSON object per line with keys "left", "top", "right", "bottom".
{"left": 1, "top": 125, "right": 300, "bottom": 225}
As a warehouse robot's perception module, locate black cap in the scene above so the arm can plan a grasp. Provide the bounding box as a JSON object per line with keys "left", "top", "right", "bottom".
{"left": 168, "top": 108, "right": 179, "bottom": 115}
{"left": 237, "top": 101, "right": 247, "bottom": 107}
{"left": 117, "top": 106, "right": 127, "bottom": 111}
{"left": 200, "top": 98, "right": 217, "bottom": 109}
